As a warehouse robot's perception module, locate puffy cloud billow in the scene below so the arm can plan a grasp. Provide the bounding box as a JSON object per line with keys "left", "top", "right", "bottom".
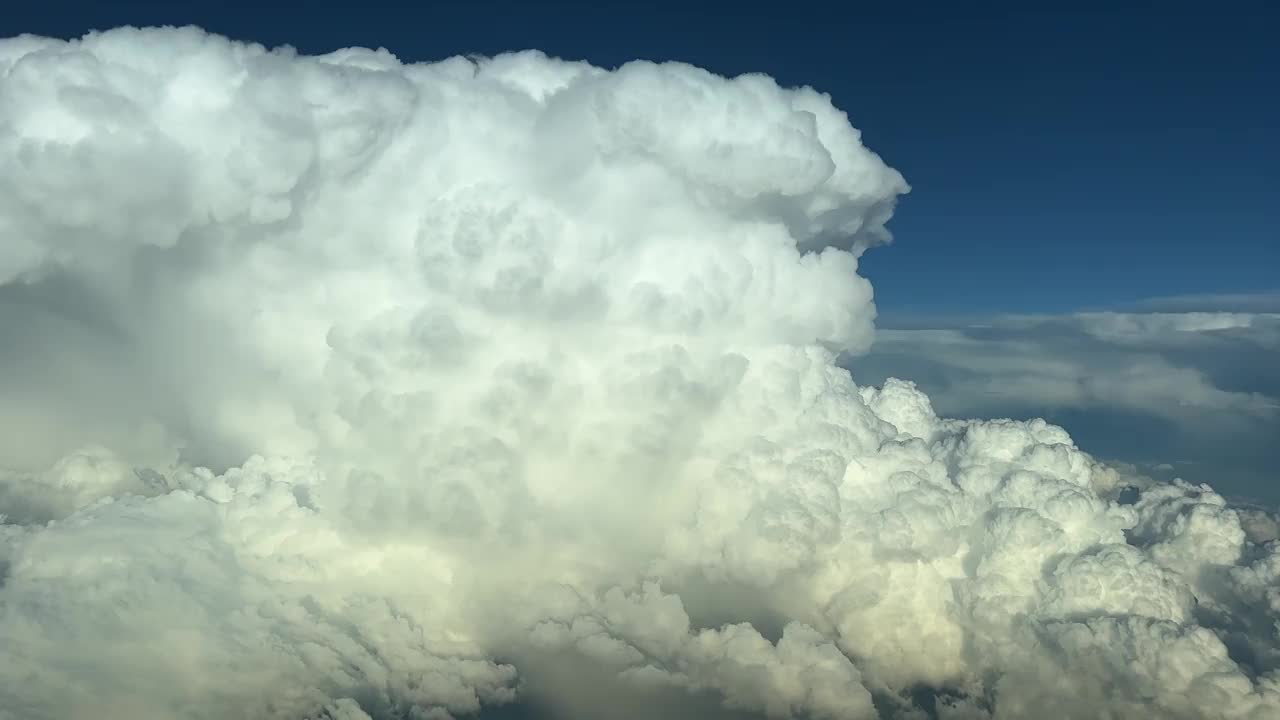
{"left": 0, "top": 26, "right": 1277, "bottom": 720}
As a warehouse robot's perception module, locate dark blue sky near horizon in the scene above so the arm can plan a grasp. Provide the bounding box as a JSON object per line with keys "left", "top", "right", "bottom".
{"left": 4, "top": 0, "right": 1277, "bottom": 318}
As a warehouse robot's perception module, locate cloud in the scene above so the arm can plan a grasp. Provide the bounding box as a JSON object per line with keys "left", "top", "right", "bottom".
{"left": 1129, "top": 292, "right": 1280, "bottom": 314}
{"left": 848, "top": 311, "right": 1280, "bottom": 504}
{"left": 1, "top": 26, "right": 1278, "bottom": 720}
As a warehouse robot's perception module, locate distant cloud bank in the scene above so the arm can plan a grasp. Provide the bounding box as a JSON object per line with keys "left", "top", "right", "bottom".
{"left": 850, "top": 310, "right": 1280, "bottom": 504}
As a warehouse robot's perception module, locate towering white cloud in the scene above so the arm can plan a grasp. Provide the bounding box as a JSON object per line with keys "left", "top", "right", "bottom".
{"left": 0, "top": 26, "right": 1276, "bottom": 720}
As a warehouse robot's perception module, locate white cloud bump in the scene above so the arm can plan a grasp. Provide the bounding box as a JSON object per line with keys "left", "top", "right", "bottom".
{"left": 0, "top": 26, "right": 1277, "bottom": 720}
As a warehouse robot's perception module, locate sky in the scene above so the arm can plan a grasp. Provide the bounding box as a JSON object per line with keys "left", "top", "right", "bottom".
{"left": 5, "top": 0, "right": 1277, "bottom": 317}
{"left": 2, "top": 7, "right": 1280, "bottom": 720}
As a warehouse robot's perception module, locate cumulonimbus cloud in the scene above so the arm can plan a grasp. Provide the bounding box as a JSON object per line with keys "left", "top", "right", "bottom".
{"left": 1, "top": 26, "right": 1277, "bottom": 720}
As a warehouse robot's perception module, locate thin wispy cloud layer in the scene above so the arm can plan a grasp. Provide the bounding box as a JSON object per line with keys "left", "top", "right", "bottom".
{"left": 1130, "top": 293, "right": 1280, "bottom": 314}
{"left": 0, "top": 27, "right": 1277, "bottom": 720}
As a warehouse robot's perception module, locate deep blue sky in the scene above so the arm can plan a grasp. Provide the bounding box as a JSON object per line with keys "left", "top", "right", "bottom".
{"left": 6, "top": 1, "right": 1277, "bottom": 317}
